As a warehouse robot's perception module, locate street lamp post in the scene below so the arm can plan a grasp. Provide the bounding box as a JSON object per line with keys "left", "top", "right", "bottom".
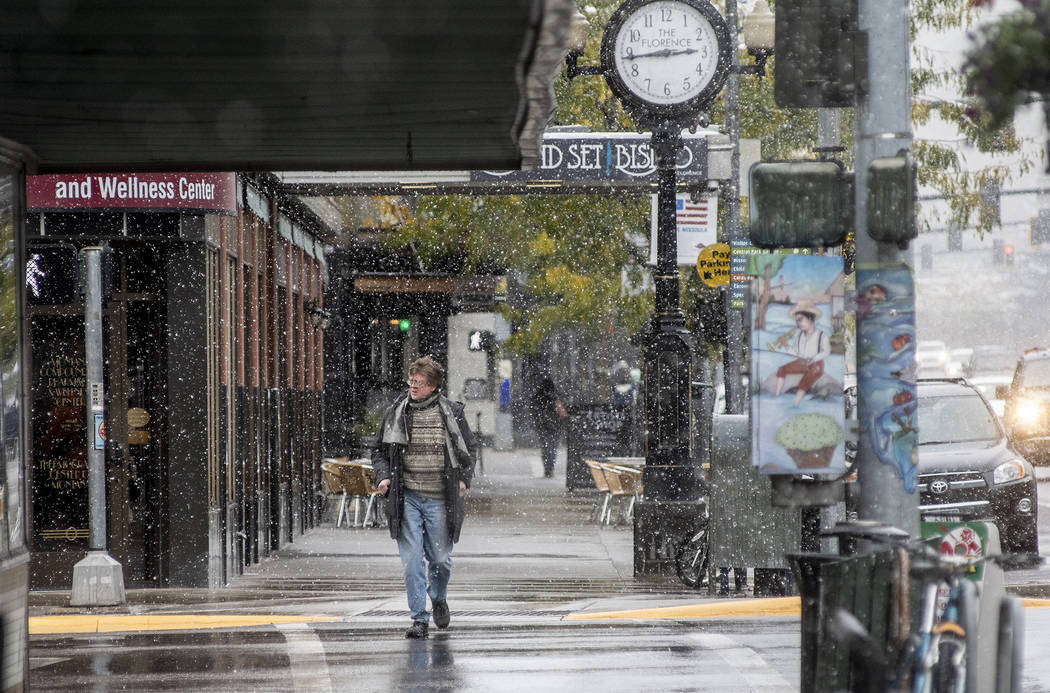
{"left": 564, "top": 0, "right": 775, "bottom": 573}
{"left": 595, "top": 0, "right": 733, "bottom": 573}
{"left": 641, "top": 123, "right": 698, "bottom": 501}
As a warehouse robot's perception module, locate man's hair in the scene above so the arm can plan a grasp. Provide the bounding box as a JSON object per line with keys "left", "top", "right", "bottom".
{"left": 409, "top": 355, "right": 445, "bottom": 388}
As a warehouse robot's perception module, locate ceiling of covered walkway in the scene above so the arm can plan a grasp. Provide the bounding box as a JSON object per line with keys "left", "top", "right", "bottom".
{"left": 0, "top": 0, "right": 572, "bottom": 173}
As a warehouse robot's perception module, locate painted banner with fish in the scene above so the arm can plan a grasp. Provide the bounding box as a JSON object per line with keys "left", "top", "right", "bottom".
{"left": 856, "top": 266, "right": 919, "bottom": 492}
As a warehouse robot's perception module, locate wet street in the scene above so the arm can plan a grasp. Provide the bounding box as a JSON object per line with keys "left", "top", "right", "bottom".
{"left": 32, "top": 619, "right": 801, "bottom": 692}
{"left": 28, "top": 450, "right": 1050, "bottom": 692}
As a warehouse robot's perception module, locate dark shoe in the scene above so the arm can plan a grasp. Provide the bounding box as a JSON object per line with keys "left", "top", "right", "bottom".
{"left": 432, "top": 600, "right": 450, "bottom": 629}
{"left": 405, "top": 621, "right": 429, "bottom": 639}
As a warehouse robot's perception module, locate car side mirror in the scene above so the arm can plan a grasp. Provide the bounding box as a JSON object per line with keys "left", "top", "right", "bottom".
{"left": 995, "top": 385, "right": 1010, "bottom": 399}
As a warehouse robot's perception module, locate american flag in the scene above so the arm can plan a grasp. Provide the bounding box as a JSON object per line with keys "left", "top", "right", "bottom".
{"left": 676, "top": 197, "right": 710, "bottom": 226}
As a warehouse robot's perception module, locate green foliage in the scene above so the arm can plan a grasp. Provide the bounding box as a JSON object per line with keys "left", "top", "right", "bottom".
{"left": 384, "top": 194, "right": 653, "bottom": 355}
{"left": 964, "top": 0, "right": 1050, "bottom": 129}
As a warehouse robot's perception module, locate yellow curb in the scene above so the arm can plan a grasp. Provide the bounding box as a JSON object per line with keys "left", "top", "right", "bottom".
{"left": 29, "top": 614, "right": 339, "bottom": 635}
{"left": 566, "top": 596, "right": 1050, "bottom": 621}
{"left": 565, "top": 596, "right": 802, "bottom": 620}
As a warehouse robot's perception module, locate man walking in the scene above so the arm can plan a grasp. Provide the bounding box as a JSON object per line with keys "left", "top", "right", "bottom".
{"left": 373, "top": 356, "right": 477, "bottom": 639}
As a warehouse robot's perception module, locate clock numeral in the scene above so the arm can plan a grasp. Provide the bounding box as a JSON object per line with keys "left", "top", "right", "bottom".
{"left": 644, "top": 13, "right": 652, "bottom": 27}
{"left": 645, "top": 78, "right": 651, "bottom": 91}
{"left": 629, "top": 29, "right": 640, "bottom": 42}
{"left": 664, "top": 82, "right": 671, "bottom": 96}
{"left": 626, "top": 46, "right": 635, "bottom": 59}
{"left": 682, "top": 13, "right": 688, "bottom": 28}
{"left": 631, "top": 64, "right": 639, "bottom": 77}
{"left": 696, "top": 63, "right": 704, "bottom": 78}
{"left": 696, "top": 28, "right": 704, "bottom": 39}
{"left": 661, "top": 8, "right": 672, "bottom": 22}
{"left": 683, "top": 77, "right": 691, "bottom": 92}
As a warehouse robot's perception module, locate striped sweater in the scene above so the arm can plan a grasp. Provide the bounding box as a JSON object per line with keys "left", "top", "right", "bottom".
{"left": 403, "top": 402, "right": 446, "bottom": 499}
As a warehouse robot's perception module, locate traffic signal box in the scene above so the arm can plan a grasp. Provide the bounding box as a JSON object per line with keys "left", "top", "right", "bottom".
{"left": 774, "top": 0, "right": 865, "bottom": 108}
{"left": 750, "top": 154, "right": 917, "bottom": 250}
{"left": 751, "top": 0, "right": 916, "bottom": 252}
{"left": 867, "top": 152, "right": 918, "bottom": 248}
{"left": 749, "top": 161, "right": 851, "bottom": 248}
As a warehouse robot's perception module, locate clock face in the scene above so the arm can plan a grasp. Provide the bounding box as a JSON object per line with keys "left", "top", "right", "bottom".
{"left": 602, "top": 0, "right": 730, "bottom": 116}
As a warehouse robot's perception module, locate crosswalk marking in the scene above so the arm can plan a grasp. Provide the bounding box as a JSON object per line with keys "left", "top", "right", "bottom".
{"left": 276, "top": 622, "right": 332, "bottom": 693}
{"left": 689, "top": 632, "right": 798, "bottom": 692}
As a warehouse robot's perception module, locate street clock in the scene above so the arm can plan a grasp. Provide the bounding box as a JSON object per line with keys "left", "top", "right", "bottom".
{"left": 601, "top": 0, "right": 732, "bottom": 121}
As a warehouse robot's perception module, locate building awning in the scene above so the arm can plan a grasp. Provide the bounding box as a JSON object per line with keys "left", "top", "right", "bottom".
{"left": 0, "top": 0, "right": 572, "bottom": 173}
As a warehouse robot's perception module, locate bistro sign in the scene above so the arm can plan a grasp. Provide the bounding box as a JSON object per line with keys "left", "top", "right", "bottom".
{"left": 471, "top": 131, "right": 708, "bottom": 186}
{"left": 27, "top": 172, "right": 238, "bottom": 214}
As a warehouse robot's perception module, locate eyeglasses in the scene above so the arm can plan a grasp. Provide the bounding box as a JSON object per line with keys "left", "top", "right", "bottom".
{"left": 407, "top": 379, "right": 430, "bottom": 388}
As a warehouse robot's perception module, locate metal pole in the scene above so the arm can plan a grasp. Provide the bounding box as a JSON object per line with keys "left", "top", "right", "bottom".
{"left": 70, "top": 246, "right": 125, "bottom": 606}
{"left": 84, "top": 247, "right": 106, "bottom": 551}
{"left": 642, "top": 122, "right": 696, "bottom": 497}
{"left": 722, "top": 0, "right": 746, "bottom": 416}
{"left": 633, "top": 120, "right": 702, "bottom": 574}
{"left": 854, "top": 0, "right": 919, "bottom": 535}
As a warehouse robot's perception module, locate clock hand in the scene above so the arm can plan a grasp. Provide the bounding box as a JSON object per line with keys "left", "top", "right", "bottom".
{"left": 624, "top": 47, "right": 699, "bottom": 60}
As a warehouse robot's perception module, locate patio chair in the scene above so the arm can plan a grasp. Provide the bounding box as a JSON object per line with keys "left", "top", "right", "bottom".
{"left": 611, "top": 465, "right": 643, "bottom": 522}
{"left": 600, "top": 464, "right": 630, "bottom": 526}
{"left": 321, "top": 460, "right": 352, "bottom": 527}
{"left": 356, "top": 463, "right": 387, "bottom": 528}
{"left": 585, "top": 460, "right": 612, "bottom": 524}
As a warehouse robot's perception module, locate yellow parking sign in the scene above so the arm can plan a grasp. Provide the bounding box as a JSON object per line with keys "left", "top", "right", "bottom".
{"left": 696, "top": 243, "right": 731, "bottom": 287}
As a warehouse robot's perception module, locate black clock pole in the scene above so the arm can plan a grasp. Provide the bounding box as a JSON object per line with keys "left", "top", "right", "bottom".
{"left": 634, "top": 119, "right": 705, "bottom": 575}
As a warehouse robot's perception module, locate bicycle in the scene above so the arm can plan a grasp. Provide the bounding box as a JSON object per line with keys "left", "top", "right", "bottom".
{"left": 828, "top": 524, "right": 1023, "bottom": 693}
{"left": 674, "top": 514, "right": 710, "bottom": 589}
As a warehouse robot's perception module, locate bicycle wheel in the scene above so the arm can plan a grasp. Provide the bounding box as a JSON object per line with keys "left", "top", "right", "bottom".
{"left": 996, "top": 596, "right": 1025, "bottom": 693}
{"left": 932, "top": 634, "right": 966, "bottom": 693}
{"left": 674, "top": 519, "right": 710, "bottom": 589}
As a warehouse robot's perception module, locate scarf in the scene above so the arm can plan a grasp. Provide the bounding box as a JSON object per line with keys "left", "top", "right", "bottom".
{"left": 382, "top": 392, "right": 471, "bottom": 468}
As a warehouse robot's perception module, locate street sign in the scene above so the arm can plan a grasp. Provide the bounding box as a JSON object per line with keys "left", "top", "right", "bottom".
{"left": 649, "top": 192, "right": 719, "bottom": 265}
{"left": 730, "top": 239, "right": 810, "bottom": 309}
{"left": 93, "top": 414, "right": 105, "bottom": 451}
{"left": 696, "top": 243, "right": 731, "bottom": 287}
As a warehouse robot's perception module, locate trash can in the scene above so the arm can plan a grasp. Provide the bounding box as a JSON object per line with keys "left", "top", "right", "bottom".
{"left": 789, "top": 545, "right": 913, "bottom": 693}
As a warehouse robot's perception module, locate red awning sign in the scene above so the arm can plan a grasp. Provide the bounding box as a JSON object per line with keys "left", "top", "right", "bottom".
{"left": 27, "top": 172, "right": 237, "bottom": 215}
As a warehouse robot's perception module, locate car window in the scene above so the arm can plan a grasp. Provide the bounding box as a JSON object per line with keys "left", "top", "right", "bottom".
{"left": 1019, "top": 358, "right": 1050, "bottom": 388}
{"left": 918, "top": 394, "right": 999, "bottom": 444}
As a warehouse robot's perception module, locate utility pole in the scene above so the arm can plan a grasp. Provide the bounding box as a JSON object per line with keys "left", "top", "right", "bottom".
{"left": 853, "top": 0, "right": 919, "bottom": 535}
{"left": 722, "top": 0, "right": 746, "bottom": 416}
{"left": 70, "top": 246, "right": 126, "bottom": 606}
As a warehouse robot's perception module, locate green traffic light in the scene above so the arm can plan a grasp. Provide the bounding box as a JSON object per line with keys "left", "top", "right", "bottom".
{"left": 399, "top": 319, "right": 410, "bottom": 332}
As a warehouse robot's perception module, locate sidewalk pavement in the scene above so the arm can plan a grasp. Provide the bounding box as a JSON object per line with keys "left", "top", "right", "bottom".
{"left": 28, "top": 446, "right": 1050, "bottom": 633}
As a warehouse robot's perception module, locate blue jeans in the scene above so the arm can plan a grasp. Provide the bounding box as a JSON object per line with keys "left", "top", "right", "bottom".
{"left": 397, "top": 491, "right": 453, "bottom": 623}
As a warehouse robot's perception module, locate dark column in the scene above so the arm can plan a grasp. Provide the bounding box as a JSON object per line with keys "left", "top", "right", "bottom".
{"left": 165, "top": 239, "right": 211, "bottom": 587}
{"left": 634, "top": 123, "right": 704, "bottom": 576}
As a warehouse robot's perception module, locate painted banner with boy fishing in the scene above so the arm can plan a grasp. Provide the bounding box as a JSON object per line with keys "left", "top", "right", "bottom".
{"left": 750, "top": 254, "right": 847, "bottom": 474}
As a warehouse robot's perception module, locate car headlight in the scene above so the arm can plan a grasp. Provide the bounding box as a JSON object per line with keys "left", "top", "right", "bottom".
{"left": 993, "top": 459, "right": 1027, "bottom": 485}
{"left": 1015, "top": 398, "right": 1042, "bottom": 427}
